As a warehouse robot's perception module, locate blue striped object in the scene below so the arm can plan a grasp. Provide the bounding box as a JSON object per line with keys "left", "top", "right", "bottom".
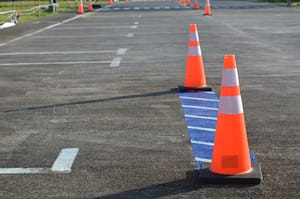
{"left": 179, "top": 91, "right": 256, "bottom": 170}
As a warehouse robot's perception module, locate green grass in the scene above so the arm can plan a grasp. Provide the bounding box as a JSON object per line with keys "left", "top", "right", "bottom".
{"left": 0, "top": 0, "right": 107, "bottom": 24}
{"left": 254, "top": 0, "right": 300, "bottom": 6}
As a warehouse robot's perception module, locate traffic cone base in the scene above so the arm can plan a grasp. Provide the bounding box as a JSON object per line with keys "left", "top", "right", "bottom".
{"left": 198, "top": 162, "right": 263, "bottom": 184}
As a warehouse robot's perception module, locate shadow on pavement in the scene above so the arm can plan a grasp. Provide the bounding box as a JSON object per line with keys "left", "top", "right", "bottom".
{"left": 93, "top": 170, "right": 256, "bottom": 199}
{"left": 4, "top": 89, "right": 179, "bottom": 113}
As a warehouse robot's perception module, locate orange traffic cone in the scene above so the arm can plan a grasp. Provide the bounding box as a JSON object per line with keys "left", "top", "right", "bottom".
{"left": 198, "top": 55, "right": 262, "bottom": 184}
{"left": 77, "top": 0, "right": 84, "bottom": 14}
{"left": 186, "top": 0, "right": 191, "bottom": 7}
{"left": 88, "top": 0, "right": 93, "bottom": 11}
{"left": 203, "top": 0, "right": 212, "bottom": 15}
{"left": 109, "top": 0, "right": 114, "bottom": 5}
{"left": 178, "top": 24, "right": 211, "bottom": 92}
{"left": 193, "top": 0, "right": 199, "bottom": 10}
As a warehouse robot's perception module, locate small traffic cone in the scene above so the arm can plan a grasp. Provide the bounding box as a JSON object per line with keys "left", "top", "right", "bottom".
{"left": 181, "top": 0, "right": 185, "bottom": 4}
{"left": 186, "top": 0, "right": 191, "bottom": 7}
{"left": 178, "top": 24, "right": 211, "bottom": 92}
{"left": 88, "top": 0, "right": 93, "bottom": 11}
{"left": 77, "top": 0, "right": 84, "bottom": 14}
{"left": 203, "top": 0, "right": 212, "bottom": 15}
{"left": 198, "top": 55, "right": 262, "bottom": 184}
{"left": 109, "top": 0, "right": 114, "bottom": 5}
{"left": 193, "top": 0, "right": 199, "bottom": 10}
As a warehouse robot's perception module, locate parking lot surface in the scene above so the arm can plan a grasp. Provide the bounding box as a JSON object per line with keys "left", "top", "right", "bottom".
{"left": 0, "top": 0, "right": 299, "bottom": 198}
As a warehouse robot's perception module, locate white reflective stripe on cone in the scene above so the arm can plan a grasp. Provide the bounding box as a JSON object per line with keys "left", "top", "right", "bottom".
{"left": 221, "top": 68, "right": 239, "bottom": 86}
{"left": 189, "top": 32, "right": 199, "bottom": 41}
{"left": 219, "top": 96, "right": 244, "bottom": 114}
{"left": 188, "top": 46, "right": 202, "bottom": 56}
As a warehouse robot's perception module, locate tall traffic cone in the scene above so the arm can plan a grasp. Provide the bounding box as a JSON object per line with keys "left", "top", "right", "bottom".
{"left": 109, "top": 0, "right": 114, "bottom": 5}
{"left": 77, "top": 0, "right": 84, "bottom": 14}
{"left": 203, "top": 0, "right": 212, "bottom": 15}
{"left": 88, "top": 0, "right": 93, "bottom": 11}
{"left": 198, "top": 55, "right": 262, "bottom": 184}
{"left": 178, "top": 24, "right": 211, "bottom": 92}
{"left": 186, "top": 0, "right": 191, "bottom": 7}
{"left": 193, "top": 0, "right": 199, "bottom": 10}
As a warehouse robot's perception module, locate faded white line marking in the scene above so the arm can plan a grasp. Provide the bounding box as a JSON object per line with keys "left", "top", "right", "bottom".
{"left": 0, "top": 50, "right": 115, "bottom": 56}
{"left": 131, "top": 25, "right": 138, "bottom": 29}
{"left": 134, "top": 21, "right": 139, "bottom": 25}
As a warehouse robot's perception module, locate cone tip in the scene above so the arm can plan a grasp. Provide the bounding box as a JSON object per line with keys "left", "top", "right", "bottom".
{"left": 190, "top": 24, "right": 198, "bottom": 32}
{"left": 224, "top": 54, "right": 237, "bottom": 69}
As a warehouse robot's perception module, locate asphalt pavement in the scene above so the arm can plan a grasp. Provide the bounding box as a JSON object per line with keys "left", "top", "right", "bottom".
{"left": 0, "top": 0, "right": 299, "bottom": 198}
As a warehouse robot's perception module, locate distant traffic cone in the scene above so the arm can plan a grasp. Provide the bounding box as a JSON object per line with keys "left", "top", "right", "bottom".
{"left": 77, "top": 0, "right": 84, "bottom": 14}
{"left": 193, "top": 0, "right": 199, "bottom": 10}
{"left": 109, "top": 0, "right": 114, "bottom": 5}
{"left": 88, "top": 0, "right": 93, "bottom": 11}
{"left": 203, "top": 0, "right": 212, "bottom": 15}
{"left": 186, "top": 0, "right": 191, "bottom": 7}
{"left": 198, "top": 55, "right": 262, "bottom": 184}
{"left": 178, "top": 24, "right": 211, "bottom": 92}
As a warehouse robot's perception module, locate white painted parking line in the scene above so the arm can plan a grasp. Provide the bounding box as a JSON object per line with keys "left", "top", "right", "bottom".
{"left": 0, "top": 61, "right": 111, "bottom": 66}
{"left": 0, "top": 15, "right": 82, "bottom": 47}
{"left": 0, "top": 50, "right": 115, "bottom": 56}
{"left": 0, "top": 148, "right": 79, "bottom": 174}
{"left": 117, "top": 48, "right": 128, "bottom": 55}
{"left": 110, "top": 57, "right": 122, "bottom": 67}
{"left": 54, "top": 26, "right": 134, "bottom": 30}
{"left": 131, "top": 25, "right": 138, "bottom": 29}
{"left": 0, "top": 168, "right": 50, "bottom": 174}
{"left": 110, "top": 48, "right": 128, "bottom": 67}
{"left": 127, "top": 33, "right": 134, "bottom": 37}
{"left": 134, "top": 21, "right": 139, "bottom": 25}
{"left": 51, "top": 148, "right": 79, "bottom": 173}
{"left": 32, "top": 35, "right": 118, "bottom": 39}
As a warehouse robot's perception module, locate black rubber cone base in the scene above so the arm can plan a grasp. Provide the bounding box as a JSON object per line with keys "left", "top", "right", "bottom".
{"left": 198, "top": 162, "right": 263, "bottom": 184}
{"left": 178, "top": 85, "right": 212, "bottom": 92}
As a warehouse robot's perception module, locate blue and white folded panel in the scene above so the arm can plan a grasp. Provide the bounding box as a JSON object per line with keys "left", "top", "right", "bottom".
{"left": 179, "top": 91, "right": 256, "bottom": 170}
